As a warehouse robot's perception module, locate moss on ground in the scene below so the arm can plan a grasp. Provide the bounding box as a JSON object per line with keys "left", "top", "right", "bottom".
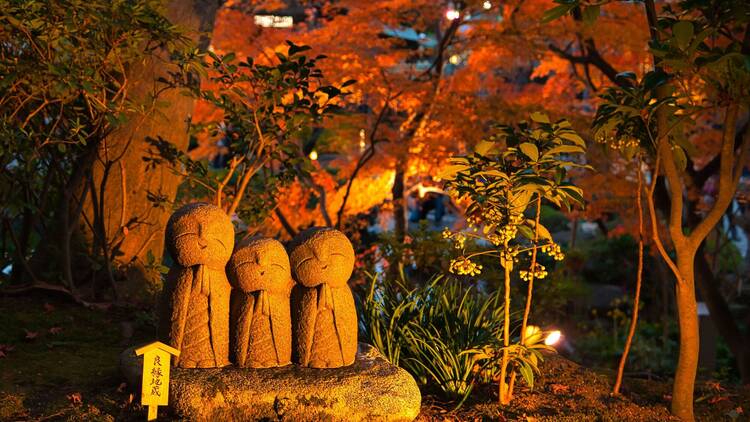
{"left": 0, "top": 294, "right": 747, "bottom": 421}
{"left": 0, "top": 294, "right": 153, "bottom": 420}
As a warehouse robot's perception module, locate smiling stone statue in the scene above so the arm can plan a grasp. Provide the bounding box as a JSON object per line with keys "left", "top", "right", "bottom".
{"left": 228, "top": 238, "right": 294, "bottom": 368}
{"left": 158, "top": 203, "right": 234, "bottom": 368}
{"left": 289, "top": 228, "right": 357, "bottom": 368}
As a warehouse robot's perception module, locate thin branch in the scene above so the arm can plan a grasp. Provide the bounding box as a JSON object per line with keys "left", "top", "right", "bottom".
{"left": 274, "top": 208, "right": 297, "bottom": 238}
{"left": 690, "top": 105, "right": 743, "bottom": 246}
{"left": 227, "top": 161, "right": 264, "bottom": 217}
{"left": 335, "top": 98, "right": 390, "bottom": 228}
{"left": 216, "top": 155, "right": 243, "bottom": 209}
{"left": 613, "top": 155, "right": 645, "bottom": 395}
{"left": 646, "top": 150, "right": 682, "bottom": 282}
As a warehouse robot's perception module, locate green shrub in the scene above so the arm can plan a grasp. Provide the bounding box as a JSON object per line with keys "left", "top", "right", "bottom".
{"left": 359, "top": 272, "right": 506, "bottom": 405}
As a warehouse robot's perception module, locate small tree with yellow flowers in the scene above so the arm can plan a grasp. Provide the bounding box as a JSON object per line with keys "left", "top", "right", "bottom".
{"left": 440, "top": 112, "right": 589, "bottom": 405}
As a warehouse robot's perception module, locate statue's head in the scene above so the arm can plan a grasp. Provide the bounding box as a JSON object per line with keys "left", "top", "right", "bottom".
{"left": 165, "top": 203, "right": 234, "bottom": 269}
{"left": 288, "top": 228, "right": 355, "bottom": 288}
{"left": 227, "top": 238, "right": 292, "bottom": 294}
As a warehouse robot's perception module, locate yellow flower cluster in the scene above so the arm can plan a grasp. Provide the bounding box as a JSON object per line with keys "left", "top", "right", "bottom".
{"left": 509, "top": 213, "right": 524, "bottom": 225}
{"left": 487, "top": 233, "right": 502, "bottom": 246}
{"left": 541, "top": 242, "right": 565, "bottom": 261}
{"left": 453, "top": 233, "right": 466, "bottom": 249}
{"left": 442, "top": 228, "right": 466, "bottom": 249}
{"left": 595, "top": 132, "right": 639, "bottom": 150}
{"left": 500, "top": 248, "right": 519, "bottom": 268}
{"left": 449, "top": 257, "right": 482, "bottom": 276}
{"left": 520, "top": 263, "right": 547, "bottom": 281}
{"left": 497, "top": 224, "right": 518, "bottom": 244}
{"left": 481, "top": 207, "right": 503, "bottom": 223}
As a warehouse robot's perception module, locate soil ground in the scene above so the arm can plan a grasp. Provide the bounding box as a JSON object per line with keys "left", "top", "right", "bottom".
{"left": 0, "top": 294, "right": 747, "bottom": 421}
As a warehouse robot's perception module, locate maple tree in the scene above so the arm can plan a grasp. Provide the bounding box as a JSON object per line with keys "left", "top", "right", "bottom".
{"left": 203, "top": 0, "right": 577, "bottom": 238}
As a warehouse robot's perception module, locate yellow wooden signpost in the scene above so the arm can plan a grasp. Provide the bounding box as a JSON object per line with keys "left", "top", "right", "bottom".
{"left": 134, "top": 342, "right": 180, "bottom": 421}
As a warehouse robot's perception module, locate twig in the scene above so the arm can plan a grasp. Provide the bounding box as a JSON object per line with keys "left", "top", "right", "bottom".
{"left": 613, "top": 155, "right": 645, "bottom": 395}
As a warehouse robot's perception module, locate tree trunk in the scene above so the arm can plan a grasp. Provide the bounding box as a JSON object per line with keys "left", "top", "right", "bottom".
{"left": 672, "top": 249, "right": 699, "bottom": 421}
{"left": 78, "top": 0, "right": 222, "bottom": 299}
{"left": 392, "top": 156, "right": 407, "bottom": 243}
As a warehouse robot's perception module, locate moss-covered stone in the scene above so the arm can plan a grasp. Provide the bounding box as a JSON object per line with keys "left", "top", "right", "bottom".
{"left": 120, "top": 343, "right": 421, "bottom": 421}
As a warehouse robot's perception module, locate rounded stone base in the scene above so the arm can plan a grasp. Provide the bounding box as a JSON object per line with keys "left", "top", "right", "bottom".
{"left": 120, "top": 343, "right": 421, "bottom": 421}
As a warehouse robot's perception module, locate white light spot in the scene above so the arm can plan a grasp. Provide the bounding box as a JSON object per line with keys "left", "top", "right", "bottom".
{"left": 446, "top": 9, "right": 460, "bottom": 21}
{"left": 254, "top": 15, "right": 294, "bottom": 28}
{"left": 545, "top": 330, "right": 562, "bottom": 346}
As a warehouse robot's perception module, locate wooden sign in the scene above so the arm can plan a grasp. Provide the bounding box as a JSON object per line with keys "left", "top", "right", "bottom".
{"left": 134, "top": 342, "right": 180, "bottom": 421}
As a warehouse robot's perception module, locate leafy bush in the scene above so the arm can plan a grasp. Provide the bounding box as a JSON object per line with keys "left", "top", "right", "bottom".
{"left": 360, "top": 272, "right": 506, "bottom": 405}
{"left": 0, "top": 0, "right": 187, "bottom": 293}
{"left": 574, "top": 296, "right": 679, "bottom": 376}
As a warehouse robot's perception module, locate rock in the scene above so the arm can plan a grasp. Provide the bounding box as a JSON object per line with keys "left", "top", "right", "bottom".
{"left": 120, "top": 343, "right": 421, "bottom": 421}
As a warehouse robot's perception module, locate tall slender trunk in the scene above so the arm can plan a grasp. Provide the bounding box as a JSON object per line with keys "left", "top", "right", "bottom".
{"left": 673, "top": 249, "right": 699, "bottom": 420}
{"left": 498, "top": 263, "right": 512, "bottom": 405}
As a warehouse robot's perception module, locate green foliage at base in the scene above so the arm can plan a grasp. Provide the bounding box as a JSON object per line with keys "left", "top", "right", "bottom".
{"left": 359, "top": 272, "right": 506, "bottom": 405}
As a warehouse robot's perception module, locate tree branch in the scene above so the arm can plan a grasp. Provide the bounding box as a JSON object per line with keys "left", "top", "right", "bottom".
{"left": 690, "top": 105, "right": 745, "bottom": 246}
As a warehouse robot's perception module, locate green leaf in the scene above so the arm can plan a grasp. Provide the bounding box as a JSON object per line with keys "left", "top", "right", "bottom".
{"left": 558, "top": 131, "right": 586, "bottom": 147}
{"left": 519, "top": 143, "right": 539, "bottom": 161}
{"left": 519, "top": 363, "right": 534, "bottom": 388}
{"left": 582, "top": 6, "right": 600, "bottom": 26}
{"left": 545, "top": 145, "right": 585, "bottom": 156}
{"left": 474, "top": 140, "right": 496, "bottom": 156}
{"left": 673, "top": 134, "right": 697, "bottom": 158}
{"left": 518, "top": 224, "right": 534, "bottom": 240}
{"left": 557, "top": 185, "right": 585, "bottom": 206}
{"left": 673, "top": 21, "right": 694, "bottom": 50}
{"left": 530, "top": 112, "right": 550, "bottom": 124}
{"left": 642, "top": 70, "right": 669, "bottom": 91}
{"left": 672, "top": 145, "right": 687, "bottom": 171}
{"left": 526, "top": 219, "right": 552, "bottom": 240}
{"left": 438, "top": 164, "right": 469, "bottom": 180}
{"left": 615, "top": 71, "right": 637, "bottom": 81}
{"left": 286, "top": 41, "right": 312, "bottom": 56}
{"left": 541, "top": 4, "right": 572, "bottom": 23}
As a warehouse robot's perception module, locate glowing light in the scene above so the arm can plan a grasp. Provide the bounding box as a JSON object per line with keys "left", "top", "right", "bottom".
{"left": 545, "top": 330, "right": 562, "bottom": 346}
{"left": 446, "top": 9, "right": 460, "bottom": 21}
{"left": 449, "top": 54, "right": 461, "bottom": 65}
{"left": 483, "top": 1, "right": 492, "bottom": 10}
{"left": 254, "top": 15, "right": 294, "bottom": 28}
{"left": 309, "top": 150, "right": 318, "bottom": 161}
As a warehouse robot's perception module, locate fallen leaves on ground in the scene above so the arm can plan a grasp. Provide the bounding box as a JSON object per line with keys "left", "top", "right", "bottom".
{"left": 0, "top": 344, "right": 15, "bottom": 358}
{"left": 67, "top": 392, "right": 82, "bottom": 406}
{"left": 23, "top": 329, "right": 38, "bottom": 340}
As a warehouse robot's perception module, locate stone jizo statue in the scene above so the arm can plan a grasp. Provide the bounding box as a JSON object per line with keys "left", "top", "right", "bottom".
{"left": 158, "top": 203, "right": 234, "bottom": 368}
{"left": 289, "top": 228, "right": 357, "bottom": 368}
{"left": 228, "top": 238, "right": 294, "bottom": 368}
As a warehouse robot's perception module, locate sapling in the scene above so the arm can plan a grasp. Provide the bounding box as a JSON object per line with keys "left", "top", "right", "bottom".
{"left": 441, "top": 113, "right": 589, "bottom": 404}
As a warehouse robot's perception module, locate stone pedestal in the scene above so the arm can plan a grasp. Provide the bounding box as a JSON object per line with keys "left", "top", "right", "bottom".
{"left": 120, "top": 343, "right": 421, "bottom": 421}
